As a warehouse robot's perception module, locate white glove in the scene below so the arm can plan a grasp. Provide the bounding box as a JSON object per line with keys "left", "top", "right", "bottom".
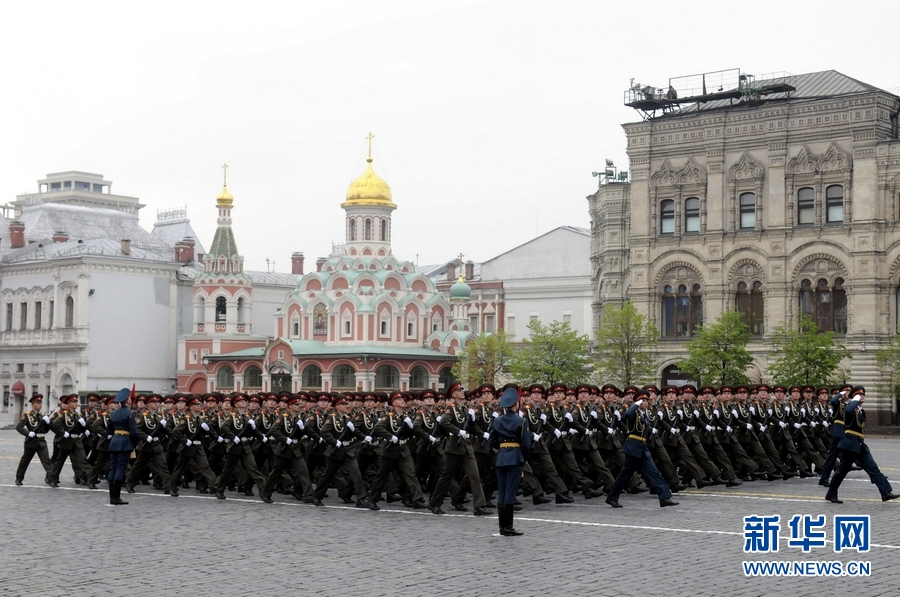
{"left": 533, "top": 433, "right": 541, "bottom": 441}
{"left": 364, "top": 435, "right": 373, "bottom": 443}
{"left": 607, "top": 427, "right": 615, "bottom": 435}
{"left": 613, "top": 410, "right": 621, "bottom": 420}
{"left": 42, "top": 416, "right": 50, "bottom": 424}
{"left": 779, "top": 422, "right": 786, "bottom": 428}
{"left": 657, "top": 410, "right": 664, "bottom": 418}
{"left": 201, "top": 422, "right": 210, "bottom": 431}
{"left": 705, "top": 425, "right": 714, "bottom": 432}
{"left": 346, "top": 421, "right": 355, "bottom": 431}
{"left": 159, "top": 419, "right": 167, "bottom": 427}
{"left": 217, "top": 436, "right": 224, "bottom": 443}
{"left": 590, "top": 411, "right": 598, "bottom": 419}
{"left": 78, "top": 417, "right": 86, "bottom": 426}
{"left": 824, "top": 422, "right": 830, "bottom": 428}
{"left": 669, "top": 428, "right": 678, "bottom": 435}
{"left": 335, "top": 440, "right": 343, "bottom": 448}
{"left": 793, "top": 423, "right": 801, "bottom": 429}
{"left": 713, "top": 410, "right": 720, "bottom": 417}
{"left": 540, "top": 414, "right": 547, "bottom": 423}
{"left": 784, "top": 407, "right": 791, "bottom": 414}
{"left": 810, "top": 421, "right": 817, "bottom": 427}
{"left": 247, "top": 419, "right": 256, "bottom": 428}
{"left": 297, "top": 420, "right": 305, "bottom": 430}
{"left": 749, "top": 406, "right": 756, "bottom": 415}
{"left": 814, "top": 407, "right": 820, "bottom": 414}
{"left": 564, "top": 412, "right": 574, "bottom": 422}
{"left": 146, "top": 436, "right": 153, "bottom": 443}
{"left": 492, "top": 412, "right": 499, "bottom": 418}
{"left": 429, "top": 435, "right": 437, "bottom": 443}
{"left": 63, "top": 432, "right": 70, "bottom": 438}
{"left": 28, "top": 431, "right": 35, "bottom": 438}
{"left": 746, "top": 423, "right": 753, "bottom": 430}
{"left": 651, "top": 428, "right": 658, "bottom": 434}
{"left": 693, "top": 410, "right": 700, "bottom": 417}
{"left": 404, "top": 417, "right": 414, "bottom": 428}
{"left": 185, "top": 439, "right": 193, "bottom": 447}
{"left": 435, "top": 416, "right": 442, "bottom": 423}
{"left": 635, "top": 400, "right": 643, "bottom": 407}
{"left": 483, "top": 432, "right": 490, "bottom": 440}
{"left": 801, "top": 408, "right": 806, "bottom": 416}
{"left": 686, "top": 426, "right": 694, "bottom": 432}
{"left": 758, "top": 425, "right": 767, "bottom": 432}
{"left": 569, "top": 428, "right": 579, "bottom": 435}
{"left": 107, "top": 435, "right": 112, "bottom": 440}
{"left": 262, "top": 435, "right": 268, "bottom": 443}
{"left": 390, "top": 435, "right": 399, "bottom": 444}
{"left": 285, "top": 437, "right": 293, "bottom": 445}
{"left": 767, "top": 409, "right": 773, "bottom": 415}
{"left": 725, "top": 426, "right": 732, "bottom": 433}
{"left": 84, "top": 430, "right": 91, "bottom": 437}
{"left": 554, "top": 429, "right": 562, "bottom": 438}
{"left": 458, "top": 430, "right": 468, "bottom": 439}
{"left": 677, "top": 409, "right": 684, "bottom": 419}
{"left": 468, "top": 409, "right": 476, "bottom": 419}
{"left": 233, "top": 436, "right": 241, "bottom": 444}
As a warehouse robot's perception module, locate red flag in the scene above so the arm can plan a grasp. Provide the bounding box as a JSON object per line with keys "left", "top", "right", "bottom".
{"left": 130, "top": 384, "right": 136, "bottom": 399}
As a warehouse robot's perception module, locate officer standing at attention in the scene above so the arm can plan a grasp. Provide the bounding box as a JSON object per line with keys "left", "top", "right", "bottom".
{"left": 489, "top": 387, "right": 531, "bottom": 536}
{"left": 605, "top": 390, "right": 679, "bottom": 509}
{"left": 107, "top": 388, "right": 139, "bottom": 505}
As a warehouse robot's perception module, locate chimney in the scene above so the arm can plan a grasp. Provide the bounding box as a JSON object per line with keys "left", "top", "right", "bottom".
{"left": 174, "top": 238, "right": 195, "bottom": 263}
{"left": 120, "top": 239, "right": 131, "bottom": 255}
{"left": 9, "top": 221, "right": 25, "bottom": 249}
{"left": 292, "top": 252, "right": 305, "bottom": 275}
{"left": 316, "top": 257, "right": 327, "bottom": 272}
{"left": 52, "top": 231, "right": 69, "bottom": 243}
{"left": 465, "top": 260, "right": 474, "bottom": 280}
{"left": 446, "top": 261, "right": 456, "bottom": 282}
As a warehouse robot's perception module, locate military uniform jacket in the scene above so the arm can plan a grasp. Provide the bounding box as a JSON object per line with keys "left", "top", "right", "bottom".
{"left": 730, "top": 402, "right": 757, "bottom": 443}
{"left": 679, "top": 400, "right": 703, "bottom": 445}
{"left": 522, "top": 405, "right": 549, "bottom": 453}
{"left": 567, "top": 403, "right": 597, "bottom": 450}
{"left": 828, "top": 393, "right": 846, "bottom": 439}
{"left": 837, "top": 399, "right": 866, "bottom": 453}
{"left": 303, "top": 411, "right": 329, "bottom": 455}
{"left": 107, "top": 407, "right": 140, "bottom": 452}
{"left": 596, "top": 405, "right": 623, "bottom": 450}
{"left": 90, "top": 411, "right": 112, "bottom": 451}
{"left": 51, "top": 410, "right": 89, "bottom": 450}
{"left": 644, "top": 407, "right": 664, "bottom": 448}
{"left": 135, "top": 410, "right": 168, "bottom": 452}
{"left": 270, "top": 412, "right": 306, "bottom": 458}
{"left": 321, "top": 412, "right": 366, "bottom": 459}
{"left": 171, "top": 412, "right": 217, "bottom": 456}
{"left": 622, "top": 403, "right": 652, "bottom": 459}
{"left": 488, "top": 412, "right": 531, "bottom": 466}
{"left": 413, "top": 409, "right": 443, "bottom": 455}
{"left": 657, "top": 403, "right": 684, "bottom": 447}
{"left": 768, "top": 401, "right": 793, "bottom": 440}
{"left": 696, "top": 403, "right": 722, "bottom": 444}
{"left": 544, "top": 403, "right": 573, "bottom": 452}
{"left": 220, "top": 411, "right": 259, "bottom": 455}
{"left": 17, "top": 410, "right": 51, "bottom": 449}
{"left": 471, "top": 404, "right": 494, "bottom": 454}
{"left": 253, "top": 410, "right": 278, "bottom": 453}
{"left": 373, "top": 411, "right": 416, "bottom": 459}
{"left": 438, "top": 403, "right": 475, "bottom": 456}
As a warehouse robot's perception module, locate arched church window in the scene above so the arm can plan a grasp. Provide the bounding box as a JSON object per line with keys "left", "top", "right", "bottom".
{"left": 380, "top": 218, "right": 386, "bottom": 241}
{"left": 216, "top": 366, "right": 234, "bottom": 389}
{"left": 349, "top": 218, "right": 356, "bottom": 241}
{"left": 365, "top": 218, "right": 372, "bottom": 241}
{"left": 215, "top": 297, "right": 226, "bottom": 322}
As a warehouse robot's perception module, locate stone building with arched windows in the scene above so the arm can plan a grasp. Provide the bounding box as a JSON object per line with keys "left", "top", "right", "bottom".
{"left": 177, "top": 142, "right": 471, "bottom": 395}
{"left": 589, "top": 70, "right": 900, "bottom": 422}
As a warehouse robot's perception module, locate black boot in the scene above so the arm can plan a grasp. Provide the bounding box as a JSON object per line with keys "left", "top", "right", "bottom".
{"left": 499, "top": 504, "right": 523, "bottom": 536}
{"left": 110, "top": 481, "right": 129, "bottom": 505}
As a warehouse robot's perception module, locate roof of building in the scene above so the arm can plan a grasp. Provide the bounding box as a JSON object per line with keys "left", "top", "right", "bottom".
{"left": 151, "top": 209, "right": 207, "bottom": 254}
{"left": 1, "top": 237, "right": 177, "bottom": 264}
{"left": 206, "top": 339, "right": 457, "bottom": 361}
{"left": 666, "top": 70, "right": 898, "bottom": 117}
{"left": 481, "top": 225, "right": 590, "bottom": 265}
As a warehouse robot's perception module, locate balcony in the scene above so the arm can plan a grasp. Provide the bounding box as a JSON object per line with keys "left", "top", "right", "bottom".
{"left": 0, "top": 327, "right": 84, "bottom": 346}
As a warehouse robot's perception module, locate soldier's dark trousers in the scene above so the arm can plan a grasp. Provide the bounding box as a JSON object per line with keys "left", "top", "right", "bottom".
{"left": 49, "top": 443, "right": 89, "bottom": 483}
{"left": 127, "top": 448, "right": 171, "bottom": 490}
{"left": 312, "top": 455, "right": 366, "bottom": 500}
{"left": 495, "top": 464, "right": 523, "bottom": 505}
{"left": 217, "top": 450, "right": 266, "bottom": 493}
{"left": 16, "top": 444, "right": 53, "bottom": 482}
{"left": 263, "top": 453, "right": 311, "bottom": 499}
{"left": 368, "top": 455, "right": 424, "bottom": 503}
{"left": 430, "top": 452, "right": 487, "bottom": 508}
{"left": 169, "top": 451, "right": 217, "bottom": 492}
{"left": 573, "top": 448, "right": 617, "bottom": 489}
{"left": 108, "top": 451, "right": 130, "bottom": 483}
{"left": 87, "top": 450, "right": 110, "bottom": 485}
{"left": 826, "top": 444, "right": 892, "bottom": 498}
{"left": 702, "top": 441, "right": 737, "bottom": 479}
{"left": 527, "top": 450, "right": 568, "bottom": 495}
{"left": 607, "top": 450, "right": 672, "bottom": 504}
{"left": 819, "top": 436, "right": 842, "bottom": 482}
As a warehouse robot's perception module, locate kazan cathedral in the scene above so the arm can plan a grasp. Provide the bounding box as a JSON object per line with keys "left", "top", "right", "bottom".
{"left": 176, "top": 141, "right": 474, "bottom": 396}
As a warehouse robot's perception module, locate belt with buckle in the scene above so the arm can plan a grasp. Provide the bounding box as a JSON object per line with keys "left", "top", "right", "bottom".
{"left": 500, "top": 442, "right": 520, "bottom": 448}
{"left": 70, "top": 434, "right": 83, "bottom": 439}
{"left": 628, "top": 434, "right": 646, "bottom": 442}
{"left": 114, "top": 430, "right": 131, "bottom": 436}
{"left": 398, "top": 439, "right": 408, "bottom": 445}
{"left": 34, "top": 433, "right": 45, "bottom": 438}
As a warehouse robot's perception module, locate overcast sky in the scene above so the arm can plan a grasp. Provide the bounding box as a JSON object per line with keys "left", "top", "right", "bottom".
{"left": 3, "top": 0, "right": 898, "bottom": 272}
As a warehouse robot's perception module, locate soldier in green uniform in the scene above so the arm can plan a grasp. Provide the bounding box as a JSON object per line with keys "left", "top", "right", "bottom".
{"left": 126, "top": 395, "right": 171, "bottom": 494}
{"left": 215, "top": 394, "right": 267, "bottom": 500}
{"left": 311, "top": 395, "right": 369, "bottom": 507}
{"left": 169, "top": 397, "right": 220, "bottom": 497}
{"left": 48, "top": 395, "right": 91, "bottom": 488}
{"left": 366, "top": 393, "right": 427, "bottom": 510}
{"left": 15, "top": 394, "right": 53, "bottom": 485}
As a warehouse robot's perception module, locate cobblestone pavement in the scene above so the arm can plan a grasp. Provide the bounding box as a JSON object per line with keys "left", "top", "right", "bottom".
{"left": 1, "top": 428, "right": 899, "bottom": 597}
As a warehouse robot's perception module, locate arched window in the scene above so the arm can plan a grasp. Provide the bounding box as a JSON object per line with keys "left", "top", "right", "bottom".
{"left": 364, "top": 218, "right": 372, "bottom": 241}
{"left": 380, "top": 318, "right": 388, "bottom": 336}
{"left": 332, "top": 364, "right": 356, "bottom": 389}
{"left": 302, "top": 365, "right": 322, "bottom": 388}
{"left": 407, "top": 315, "right": 416, "bottom": 338}
{"left": 409, "top": 365, "right": 429, "bottom": 389}
{"left": 684, "top": 197, "right": 700, "bottom": 233}
{"left": 375, "top": 365, "right": 399, "bottom": 389}
{"left": 736, "top": 281, "right": 764, "bottom": 336}
{"left": 215, "top": 296, "right": 226, "bottom": 322}
{"left": 380, "top": 218, "right": 387, "bottom": 241}
{"left": 196, "top": 297, "right": 205, "bottom": 325}
{"left": 662, "top": 283, "right": 702, "bottom": 337}
{"left": 65, "top": 296, "right": 74, "bottom": 327}
{"left": 739, "top": 192, "right": 756, "bottom": 229}
{"left": 800, "top": 278, "right": 847, "bottom": 333}
{"left": 237, "top": 298, "right": 244, "bottom": 323}
{"left": 243, "top": 366, "right": 262, "bottom": 388}
{"left": 826, "top": 185, "right": 844, "bottom": 223}
{"left": 216, "top": 366, "right": 234, "bottom": 389}
{"left": 660, "top": 200, "right": 675, "bottom": 234}
{"left": 292, "top": 321, "right": 299, "bottom": 337}
{"left": 349, "top": 218, "right": 356, "bottom": 241}
{"left": 438, "top": 366, "right": 454, "bottom": 392}
{"left": 797, "top": 187, "right": 815, "bottom": 225}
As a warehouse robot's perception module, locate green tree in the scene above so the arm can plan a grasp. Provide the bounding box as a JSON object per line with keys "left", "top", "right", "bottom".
{"left": 679, "top": 310, "right": 752, "bottom": 386}
{"left": 451, "top": 330, "right": 514, "bottom": 388}
{"left": 594, "top": 301, "right": 659, "bottom": 387}
{"left": 876, "top": 332, "right": 900, "bottom": 406}
{"left": 510, "top": 319, "right": 592, "bottom": 386}
{"left": 768, "top": 313, "right": 849, "bottom": 386}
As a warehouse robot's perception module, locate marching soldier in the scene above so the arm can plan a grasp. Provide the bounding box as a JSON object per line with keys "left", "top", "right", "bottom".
{"left": 15, "top": 394, "right": 53, "bottom": 485}
{"left": 311, "top": 395, "right": 369, "bottom": 507}
{"left": 86, "top": 396, "right": 114, "bottom": 488}
{"left": 169, "top": 397, "right": 220, "bottom": 497}
{"left": 215, "top": 394, "right": 267, "bottom": 500}
{"left": 262, "top": 396, "right": 312, "bottom": 503}
{"left": 48, "top": 395, "right": 92, "bottom": 488}
{"left": 366, "top": 393, "right": 427, "bottom": 510}
{"left": 126, "top": 395, "right": 171, "bottom": 494}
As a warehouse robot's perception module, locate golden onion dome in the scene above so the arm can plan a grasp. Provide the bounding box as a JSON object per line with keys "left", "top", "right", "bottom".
{"left": 216, "top": 184, "right": 234, "bottom": 208}
{"left": 342, "top": 156, "right": 396, "bottom": 209}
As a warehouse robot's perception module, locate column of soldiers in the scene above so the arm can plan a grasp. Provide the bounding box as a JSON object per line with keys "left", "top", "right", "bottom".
{"left": 15, "top": 381, "right": 851, "bottom": 510}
